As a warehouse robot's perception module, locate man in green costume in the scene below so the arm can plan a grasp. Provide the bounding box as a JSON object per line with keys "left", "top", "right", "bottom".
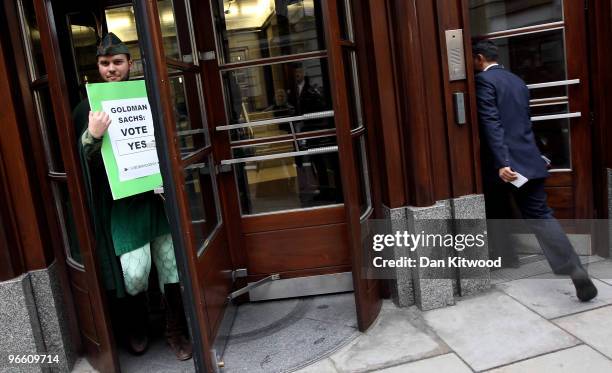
{"left": 72, "top": 32, "right": 192, "bottom": 360}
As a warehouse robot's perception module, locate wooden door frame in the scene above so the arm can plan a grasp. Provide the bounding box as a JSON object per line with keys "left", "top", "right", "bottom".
{"left": 320, "top": 0, "right": 383, "bottom": 331}
{"left": 460, "top": 0, "right": 593, "bottom": 220}
{"left": 196, "top": 0, "right": 382, "bottom": 329}
{"left": 133, "top": 0, "right": 231, "bottom": 371}
{"left": 587, "top": 0, "right": 612, "bottom": 256}
{"left": 564, "top": 0, "right": 593, "bottom": 220}
{"left": 1, "top": 0, "right": 85, "bottom": 357}
{"left": 31, "top": 0, "right": 119, "bottom": 371}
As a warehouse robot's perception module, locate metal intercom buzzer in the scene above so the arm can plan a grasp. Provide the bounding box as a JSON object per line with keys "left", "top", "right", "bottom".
{"left": 445, "top": 29, "right": 467, "bottom": 81}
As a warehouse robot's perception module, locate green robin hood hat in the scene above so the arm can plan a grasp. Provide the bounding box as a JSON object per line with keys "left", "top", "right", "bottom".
{"left": 96, "top": 32, "right": 130, "bottom": 57}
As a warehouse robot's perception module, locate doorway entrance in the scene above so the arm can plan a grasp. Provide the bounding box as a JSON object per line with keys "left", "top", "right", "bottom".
{"left": 469, "top": 0, "right": 593, "bottom": 220}
{"left": 20, "top": 0, "right": 382, "bottom": 371}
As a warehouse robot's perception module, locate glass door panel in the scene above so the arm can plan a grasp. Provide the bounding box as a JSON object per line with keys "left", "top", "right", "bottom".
{"left": 470, "top": 0, "right": 563, "bottom": 35}
{"left": 222, "top": 58, "right": 333, "bottom": 130}
{"left": 491, "top": 28, "right": 567, "bottom": 99}
{"left": 213, "top": 0, "right": 325, "bottom": 64}
{"left": 214, "top": 7, "right": 341, "bottom": 216}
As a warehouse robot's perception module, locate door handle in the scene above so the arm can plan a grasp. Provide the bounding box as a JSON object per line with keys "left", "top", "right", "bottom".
{"left": 453, "top": 92, "right": 467, "bottom": 126}
{"left": 219, "top": 145, "right": 339, "bottom": 166}
{"left": 526, "top": 79, "right": 580, "bottom": 90}
{"left": 215, "top": 110, "right": 335, "bottom": 131}
{"left": 531, "top": 112, "right": 582, "bottom": 122}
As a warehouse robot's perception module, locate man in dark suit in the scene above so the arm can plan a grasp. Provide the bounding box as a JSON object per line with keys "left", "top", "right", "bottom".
{"left": 473, "top": 40, "right": 597, "bottom": 302}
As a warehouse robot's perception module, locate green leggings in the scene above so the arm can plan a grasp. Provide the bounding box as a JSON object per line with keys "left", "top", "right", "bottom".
{"left": 119, "top": 234, "right": 179, "bottom": 296}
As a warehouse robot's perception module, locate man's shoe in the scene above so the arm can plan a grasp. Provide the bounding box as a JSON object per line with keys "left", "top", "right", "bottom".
{"left": 571, "top": 267, "right": 598, "bottom": 302}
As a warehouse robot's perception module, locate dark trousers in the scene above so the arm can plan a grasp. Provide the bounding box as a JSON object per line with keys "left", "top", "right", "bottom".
{"left": 484, "top": 178, "right": 582, "bottom": 275}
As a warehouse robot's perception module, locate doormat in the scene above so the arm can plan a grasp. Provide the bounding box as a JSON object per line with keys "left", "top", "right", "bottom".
{"left": 223, "top": 292, "right": 360, "bottom": 372}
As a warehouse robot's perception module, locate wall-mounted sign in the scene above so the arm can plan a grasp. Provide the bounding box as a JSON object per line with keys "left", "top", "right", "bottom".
{"left": 86, "top": 80, "right": 162, "bottom": 200}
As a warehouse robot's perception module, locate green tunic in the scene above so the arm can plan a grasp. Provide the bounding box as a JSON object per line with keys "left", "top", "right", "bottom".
{"left": 72, "top": 99, "right": 170, "bottom": 297}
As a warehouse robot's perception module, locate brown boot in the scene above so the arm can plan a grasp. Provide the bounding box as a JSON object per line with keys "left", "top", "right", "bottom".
{"left": 164, "top": 283, "right": 193, "bottom": 361}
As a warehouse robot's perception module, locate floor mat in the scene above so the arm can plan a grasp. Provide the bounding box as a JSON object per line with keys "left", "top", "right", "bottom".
{"left": 222, "top": 292, "right": 360, "bottom": 373}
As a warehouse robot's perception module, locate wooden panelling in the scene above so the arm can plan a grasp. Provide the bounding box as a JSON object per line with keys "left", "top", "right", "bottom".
{"left": 547, "top": 187, "right": 574, "bottom": 219}
{"left": 0, "top": 150, "right": 23, "bottom": 281}
{"left": 587, "top": 0, "right": 612, "bottom": 255}
{"left": 197, "top": 230, "right": 233, "bottom": 340}
{"left": 358, "top": 0, "right": 408, "bottom": 208}
{"left": 241, "top": 205, "right": 346, "bottom": 234}
{"left": 0, "top": 31, "right": 48, "bottom": 272}
{"left": 416, "top": 0, "right": 453, "bottom": 202}
{"left": 245, "top": 223, "right": 350, "bottom": 275}
{"left": 564, "top": 0, "right": 593, "bottom": 219}
{"left": 71, "top": 283, "right": 98, "bottom": 343}
{"left": 435, "top": 0, "right": 479, "bottom": 198}
{"left": 545, "top": 172, "right": 573, "bottom": 187}
{"left": 388, "top": 0, "right": 436, "bottom": 207}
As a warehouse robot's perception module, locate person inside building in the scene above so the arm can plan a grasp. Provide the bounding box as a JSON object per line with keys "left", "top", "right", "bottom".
{"left": 265, "top": 88, "right": 295, "bottom": 118}
{"left": 472, "top": 39, "right": 598, "bottom": 302}
{"left": 71, "top": 32, "right": 192, "bottom": 360}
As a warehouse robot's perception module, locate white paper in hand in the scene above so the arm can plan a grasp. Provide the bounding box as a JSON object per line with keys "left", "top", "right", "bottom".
{"left": 510, "top": 172, "right": 528, "bottom": 188}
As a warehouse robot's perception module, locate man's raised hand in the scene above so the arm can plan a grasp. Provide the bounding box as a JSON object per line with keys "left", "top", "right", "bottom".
{"left": 88, "top": 111, "right": 111, "bottom": 139}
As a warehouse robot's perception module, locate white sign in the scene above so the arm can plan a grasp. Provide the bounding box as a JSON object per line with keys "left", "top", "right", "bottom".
{"left": 101, "top": 97, "right": 160, "bottom": 181}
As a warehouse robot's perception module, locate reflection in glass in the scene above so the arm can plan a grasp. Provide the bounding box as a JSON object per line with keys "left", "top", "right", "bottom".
{"left": 169, "top": 75, "right": 208, "bottom": 157}
{"left": 184, "top": 159, "right": 220, "bottom": 253}
{"left": 35, "top": 88, "right": 65, "bottom": 172}
{"left": 157, "top": 0, "right": 184, "bottom": 61}
{"left": 469, "top": 0, "right": 563, "bottom": 36}
{"left": 214, "top": 0, "right": 325, "bottom": 64}
{"left": 492, "top": 29, "right": 566, "bottom": 99}
{"left": 354, "top": 136, "right": 371, "bottom": 217}
{"left": 232, "top": 138, "right": 343, "bottom": 215}
{"left": 337, "top": 0, "right": 354, "bottom": 42}
{"left": 105, "top": 6, "right": 144, "bottom": 77}
{"left": 531, "top": 104, "right": 571, "bottom": 169}
{"left": 224, "top": 58, "right": 332, "bottom": 129}
{"left": 18, "top": 0, "right": 46, "bottom": 79}
{"left": 68, "top": 13, "right": 99, "bottom": 85}
{"left": 55, "top": 182, "right": 83, "bottom": 266}
{"left": 344, "top": 50, "right": 363, "bottom": 130}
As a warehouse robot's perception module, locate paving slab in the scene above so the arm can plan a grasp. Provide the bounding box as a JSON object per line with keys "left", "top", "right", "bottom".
{"left": 497, "top": 276, "right": 612, "bottom": 319}
{"left": 585, "top": 260, "right": 612, "bottom": 286}
{"left": 294, "top": 358, "right": 337, "bottom": 373}
{"left": 329, "top": 306, "right": 447, "bottom": 372}
{"left": 554, "top": 305, "right": 612, "bottom": 358}
{"left": 377, "top": 353, "right": 473, "bottom": 373}
{"left": 72, "top": 358, "right": 98, "bottom": 373}
{"left": 485, "top": 345, "right": 612, "bottom": 373}
{"left": 422, "top": 291, "right": 579, "bottom": 372}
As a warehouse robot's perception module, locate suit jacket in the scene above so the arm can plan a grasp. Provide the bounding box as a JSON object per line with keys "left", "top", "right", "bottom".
{"left": 475, "top": 65, "right": 548, "bottom": 183}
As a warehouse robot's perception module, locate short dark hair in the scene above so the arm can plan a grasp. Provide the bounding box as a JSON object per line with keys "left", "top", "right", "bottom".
{"left": 472, "top": 40, "right": 498, "bottom": 62}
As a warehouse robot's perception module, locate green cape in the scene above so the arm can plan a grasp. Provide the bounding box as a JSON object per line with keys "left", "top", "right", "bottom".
{"left": 72, "top": 99, "right": 170, "bottom": 297}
